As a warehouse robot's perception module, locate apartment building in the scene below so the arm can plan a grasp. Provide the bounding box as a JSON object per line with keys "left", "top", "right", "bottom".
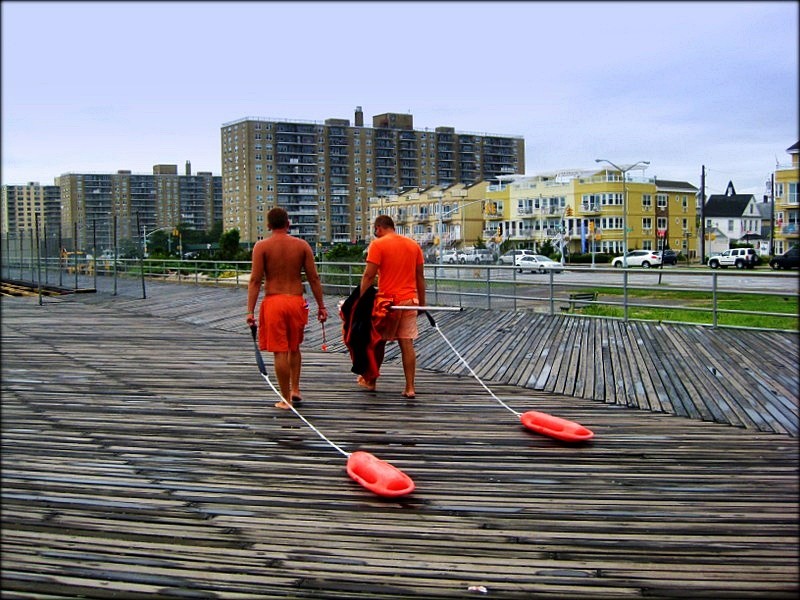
{"left": 2, "top": 182, "right": 61, "bottom": 237}
{"left": 481, "top": 168, "right": 698, "bottom": 258}
{"left": 772, "top": 141, "right": 799, "bottom": 255}
{"left": 368, "top": 182, "right": 490, "bottom": 259}
{"left": 220, "top": 107, "right": 525, "bottom": 246}
{"left": 56, "top": 162, "right": 222, "bottom": 252}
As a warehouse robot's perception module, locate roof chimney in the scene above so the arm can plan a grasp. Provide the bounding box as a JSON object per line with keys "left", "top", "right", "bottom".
{"left": 355, "top": 106, "right": 363, "bottom": 127}
{"left": 185, "top": 160, "right": 191, "bottom": 176}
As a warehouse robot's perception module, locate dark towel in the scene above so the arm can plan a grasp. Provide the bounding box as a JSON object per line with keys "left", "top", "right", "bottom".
{"left": 340, "top": 285, "right": 385, "bottom": 381}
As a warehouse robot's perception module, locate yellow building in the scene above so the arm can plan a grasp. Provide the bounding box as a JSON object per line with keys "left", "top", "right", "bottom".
{"left": 483, "top": 168, "right": 698, "bottom": 259}
{"left": 772, "top": 141, "right": 799, "bottom": 255}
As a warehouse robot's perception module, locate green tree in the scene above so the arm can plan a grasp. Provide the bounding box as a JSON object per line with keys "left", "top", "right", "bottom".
{"left": 324, "top": 243, "right": 367, "bottom": 262}
{"left": 218, "top": 228, "right": 241, "bottom": 260}
{"left": 538, "top": 240, "right": 555, "bottom": 258}
{"left": 118, "top": 237, "right": 140, "bottom": 259}
{"left": 148, "top": 230, "right": 170, "bottom": 257}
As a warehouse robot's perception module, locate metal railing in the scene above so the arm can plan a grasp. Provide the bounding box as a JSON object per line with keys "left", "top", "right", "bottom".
{"left": 2, "top": 253, "right": 798, "bottom": 332}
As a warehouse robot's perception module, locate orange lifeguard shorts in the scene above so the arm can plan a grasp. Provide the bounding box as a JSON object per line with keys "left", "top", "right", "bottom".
{"left": 379, "top": 298, "right": 419, "bottom": 341}
{"left": 258, "top": 294, "right": 309, "bottom": 352}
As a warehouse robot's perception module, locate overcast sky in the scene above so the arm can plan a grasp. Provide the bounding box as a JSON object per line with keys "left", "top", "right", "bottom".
{"left": 2, "top": 1, "right": 797, "bottom": 198}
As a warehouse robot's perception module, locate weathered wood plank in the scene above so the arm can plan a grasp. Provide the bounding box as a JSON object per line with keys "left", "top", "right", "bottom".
{"left": 2, "top": 286, "right": 798, "bottom": 600}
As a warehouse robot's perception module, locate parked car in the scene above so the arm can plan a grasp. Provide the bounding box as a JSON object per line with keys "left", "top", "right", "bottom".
{"left": 769, "top": 246, "right": 800, "bottom": 270}
{"left": 441, "top": 249, "right": 465, "bottom": 264}
{"left": 515, "top": 254, "right": 564, "bottom": 273}
{"left": 611, "top": 250, "right": 662, "bottom": 268}
{"left": 656, "top": 249, "right": 679, "bottom": 265}
{"left": 463, "top": 249, "right": 495, "bottom": 264}
{"left": 707, "top": 247, "right": 758, "bottom": 269}
{"left": 498, "top": 249, "right": 535, "bottom": 265}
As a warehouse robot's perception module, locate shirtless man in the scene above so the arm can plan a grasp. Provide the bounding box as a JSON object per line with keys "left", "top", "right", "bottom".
{"left": 247, "top": 207, "right": 328, "bottom": 409}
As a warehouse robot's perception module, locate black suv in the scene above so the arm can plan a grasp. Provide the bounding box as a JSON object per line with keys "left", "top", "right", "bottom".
{"left": 769, "top": 247, "right": 800, "bottom": 270}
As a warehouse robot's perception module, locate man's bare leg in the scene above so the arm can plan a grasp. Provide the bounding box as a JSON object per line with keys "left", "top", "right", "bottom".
{"left": 289, "top": 349, "right": 303, "bottom": 403}
{"left": 272, "top": 351, "right": 293, "bottom": 409}
{"left": 356, "top": 339, "right": 385, "bottom": 391}
{"left": 398, "top": 338, "right": 416, "bottom": 398}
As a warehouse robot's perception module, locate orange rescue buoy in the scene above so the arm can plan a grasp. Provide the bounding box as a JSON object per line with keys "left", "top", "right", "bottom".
{"left": 346, "top": 451, "right": 415, "bottom": 497}
{"left": 520, "top": 410, "right": 594, "bottom": 442}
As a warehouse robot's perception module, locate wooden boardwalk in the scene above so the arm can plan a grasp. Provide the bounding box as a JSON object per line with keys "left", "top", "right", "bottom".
{"left": 2, "top": 280, "right": 799, "bottom": 599}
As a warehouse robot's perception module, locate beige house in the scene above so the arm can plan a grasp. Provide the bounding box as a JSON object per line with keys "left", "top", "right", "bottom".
{"left": 370, "top": 182, "right": 490, "bottom": 259}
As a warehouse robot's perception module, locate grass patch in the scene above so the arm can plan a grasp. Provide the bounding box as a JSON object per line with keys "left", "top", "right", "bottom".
{"left": 584, "top": 288, "right": 798, "bottom": 330}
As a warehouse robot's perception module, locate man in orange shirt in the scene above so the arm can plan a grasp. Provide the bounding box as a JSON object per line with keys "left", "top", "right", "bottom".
{"left": 358, "top": 215, "right": 426, "bottom": 398}
{"left": 247, "top": 207, "right": 328, "bottom": 409}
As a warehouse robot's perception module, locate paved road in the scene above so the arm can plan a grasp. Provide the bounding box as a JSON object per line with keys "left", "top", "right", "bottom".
{"left": 426, "top": 263, "right": 800, "bottom": 293}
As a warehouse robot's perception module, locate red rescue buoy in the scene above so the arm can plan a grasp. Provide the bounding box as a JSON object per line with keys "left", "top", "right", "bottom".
{"left": 520, "top": 410, "right": 594, "bottom": 442}
{"left": 346, "top": 451, "right": 415, "bottom": 497}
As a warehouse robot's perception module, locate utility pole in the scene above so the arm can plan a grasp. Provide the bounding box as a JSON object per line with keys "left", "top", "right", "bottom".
{"left": 768, "top": 173, "right": 775, "bottom": 256}
{"left": 699, "top": 165, "right": 706, "bottom": 262}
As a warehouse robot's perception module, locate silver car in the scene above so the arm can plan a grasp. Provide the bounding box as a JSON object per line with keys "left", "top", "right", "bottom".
{"left": 498, "top": 249, "right": 535, "bottom": 265}
{"left": 515, "top": 254, "right": 564, "bottom": 273}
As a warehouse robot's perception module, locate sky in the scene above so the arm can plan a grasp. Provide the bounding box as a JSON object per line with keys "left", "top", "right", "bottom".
{"left": 2, "top": 1, "right": 798, "bottom": 198}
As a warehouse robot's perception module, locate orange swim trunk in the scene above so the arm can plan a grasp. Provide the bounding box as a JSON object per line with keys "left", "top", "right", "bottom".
{"left": 258, "top": 294, "right": 309, "bottom": 352}
{"left": 378, "top": 298, "right": 419, "bottom": 341}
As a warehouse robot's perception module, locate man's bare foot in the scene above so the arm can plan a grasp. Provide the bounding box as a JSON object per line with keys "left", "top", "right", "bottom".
{"left": 402, "top": 391, "right": 416, "bottom": 399}
{"left": 274, "top": 400, "right": 292, "bottom": 410}
{"left": 356, "top": 376, "right": 376, "bottom": 391}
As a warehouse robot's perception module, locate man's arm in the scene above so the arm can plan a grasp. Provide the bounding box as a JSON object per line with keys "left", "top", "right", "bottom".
{"left": 246, "top": 245, "right": 265, "bottom": 324}
{"left": 303, "top": 245, "right": 328, "bottom": 322}
{"left": 360, "top": 261, "right": 379, "bottom": 297}
{"left": 415, "top": 263, "right": 426, "bottom": 307}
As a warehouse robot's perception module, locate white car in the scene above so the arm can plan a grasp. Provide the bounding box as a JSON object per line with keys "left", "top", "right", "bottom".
{"left": 462, "top": 249, "right": 495, "bottom": 264}
{"left": 515, "top": 254, "right": 564, "bottom": 273}
{"left": 441, "top": 250, "right": 465, "bottom": 264}
{"left": 611, "top": 250, "right": 662, "bottom": 268}
{"left": 498, "top": 249, "right": 535, "bottom": 265}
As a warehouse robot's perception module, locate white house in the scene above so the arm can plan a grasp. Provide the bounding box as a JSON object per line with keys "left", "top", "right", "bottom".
{"left": 703, "top": 181, "right": 764, "bottom": 253}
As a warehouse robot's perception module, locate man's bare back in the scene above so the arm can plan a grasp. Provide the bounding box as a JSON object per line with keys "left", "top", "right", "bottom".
{"left": 252, "top": 231, "right": 316, "bottom": 296}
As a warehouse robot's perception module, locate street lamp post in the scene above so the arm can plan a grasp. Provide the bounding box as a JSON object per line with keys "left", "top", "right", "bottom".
{"left": 141, "top": 225, "right": 175, "bottom": 258}
{"left": 595, "top": 159, "right": 650, "bottom": 267}
{"left": 434, "top": 192, "right": 444, "bottom": 265}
